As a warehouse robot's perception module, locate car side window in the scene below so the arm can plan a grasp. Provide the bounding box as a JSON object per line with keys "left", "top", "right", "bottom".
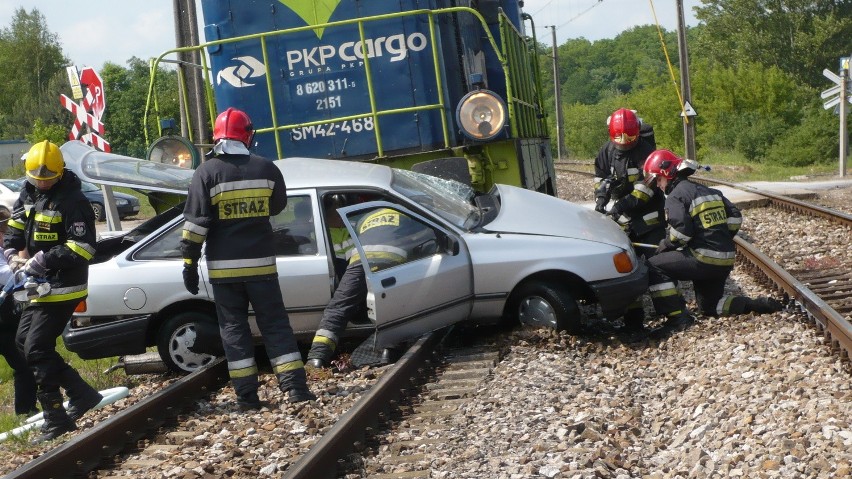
{"left": 350, "top": 206, "right": 438, "bottom": 272}
{"left": 134, "top": 222, "right": 184, "bottom": 260}
{"left": 270, "top": 195, "right": 318, "bottom": 256}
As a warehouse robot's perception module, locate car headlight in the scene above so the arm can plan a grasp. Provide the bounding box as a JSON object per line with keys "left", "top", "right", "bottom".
{"left": 115, "top": 198, "right": 129, "bottom": 206}
{"left": 456, "top": 89, "right": 507, "bottom": 141}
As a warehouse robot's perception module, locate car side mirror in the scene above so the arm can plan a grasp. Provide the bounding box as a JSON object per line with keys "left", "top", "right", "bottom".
{"left": 441, "top": 234, "right": 460, "bottom": 256}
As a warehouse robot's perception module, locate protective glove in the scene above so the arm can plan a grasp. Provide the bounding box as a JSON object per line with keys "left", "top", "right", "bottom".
{"left": 655, "top": 238, "right": 676, "bottom": 254}
{"left": 183, "top": 263, "right": 199, "bottom": 295}
{"left": 606, "top": 204, "right": 623, "bottom": 221}
{"left": 3, "top": 248, "right": 17, "bottom": 263}
{"left": 23, "top": 251, "right": 48, "bottom": 277}
{"left": 594, "top": 196, "right": 608, "bottom": 214}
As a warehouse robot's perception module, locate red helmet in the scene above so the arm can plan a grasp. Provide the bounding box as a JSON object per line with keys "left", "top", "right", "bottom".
{"left": 608, "top": 108, "right": 640, "bottom": 149}
{"left": 643, "top": 149, "right": 683, "bottom": 182}
{"left": 213, "top": 107, "right": 254, "bottom": 147}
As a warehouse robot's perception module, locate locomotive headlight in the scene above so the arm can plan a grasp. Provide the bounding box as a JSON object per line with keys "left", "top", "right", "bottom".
{"left": 456, "top": 90, "right": 506, "bottom": 141}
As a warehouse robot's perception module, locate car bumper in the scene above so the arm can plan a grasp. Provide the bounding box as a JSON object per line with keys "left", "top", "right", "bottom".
{"left": 118, "top": 204, "right": 141, "bottom": 218}
{"left": 62, "top": 315, "right": 152, "bottom": 359}
{"left": 588, "top": 262, "right": 649, "bottom": 319}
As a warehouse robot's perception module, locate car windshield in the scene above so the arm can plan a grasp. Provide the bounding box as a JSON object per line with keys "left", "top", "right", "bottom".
{"left": 0, "top": 179, "right": 21, "bottom": 192}
{"left": 390, "top": 169, "right": 481, "bottom": 230}
{"left": 81, "top": 181, "right": 100, "bottom": 193}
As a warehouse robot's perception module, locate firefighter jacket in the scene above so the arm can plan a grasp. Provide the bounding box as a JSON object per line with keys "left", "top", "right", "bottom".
{"left": 5, "top": 171, "right": 96, "bottom": 303}
{"left": 594, "top": 138, "right": 660, "bottom": 235}
{"left": 180, "top": 153, "right": 287, "bottom": 283}
{"left": 329, "top": 227, "right": 355, "bottom": 261}
{"left": 349, "top": 208, "right": 435, "bottom": 272}
{"left": 661, "top": 178, "right": 743, "bottom": 266}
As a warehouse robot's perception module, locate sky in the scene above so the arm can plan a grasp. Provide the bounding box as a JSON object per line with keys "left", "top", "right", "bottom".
{"left": 0, "top": 0, "right": 701, "bottom": 71}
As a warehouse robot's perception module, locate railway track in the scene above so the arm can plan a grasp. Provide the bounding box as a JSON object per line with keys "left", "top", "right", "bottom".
{"left": 4, "top": 167, "right": 851, "bottom": 477}
{"left": 554, "top": 164, "right": 852, "bottom": 361}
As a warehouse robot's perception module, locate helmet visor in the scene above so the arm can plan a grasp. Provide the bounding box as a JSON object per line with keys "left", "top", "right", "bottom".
{"left": 27, "top": 164, "right": 61, "bottom": 182}
{"left": 643, "top": 173, "right": 658, "bottom": 186}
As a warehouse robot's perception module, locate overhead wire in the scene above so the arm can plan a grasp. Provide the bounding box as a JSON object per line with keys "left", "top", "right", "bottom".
{"left": 556, "top": 0, "right": 603, "bottom": 30}
{"left": 647, "top": 0, "right": 689, "bottom": 123}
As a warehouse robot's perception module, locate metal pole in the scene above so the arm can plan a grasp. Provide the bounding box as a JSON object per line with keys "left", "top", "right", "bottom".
{"left": 172, "top": 0, "right": 209, "bottom": 145}
{"left": 550, "top": 26, "right": 565, "bottom": 160}
{"left": 840, "top": 67, "right": 848, "bottom": 177}
{"left": 676, "top": 0, "right": 696, "bottom": 161}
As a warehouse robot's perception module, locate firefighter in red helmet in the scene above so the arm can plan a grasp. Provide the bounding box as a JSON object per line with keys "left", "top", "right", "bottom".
{"left": 594, "top": 108, "right": 663, "bottom": 331}
{"left": 180, "top": 107, "right": 315, "bottom": 408}
{"left": 642, "top": 149, "right": 783, "bottom": 337}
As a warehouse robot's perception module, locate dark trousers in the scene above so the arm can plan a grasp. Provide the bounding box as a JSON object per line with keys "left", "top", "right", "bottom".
{"left": 1, "top": 326, "right": 37, "bottom": 415}
{"left": 211, "top": 279, "right": 307, "bottom": 395}
{"left": 16, "top": 301, "right": 98, "bottom": 402}
{"left": 647, "top": 250, "right": 732, "bottom": 317}
{"left": 307, "top": 262, "right": 367, "bottom": 362}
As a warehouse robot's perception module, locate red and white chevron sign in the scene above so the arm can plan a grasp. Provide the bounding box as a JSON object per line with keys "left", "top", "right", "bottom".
{"left": 60, "top": 67, "right": 111, "bottom": 152}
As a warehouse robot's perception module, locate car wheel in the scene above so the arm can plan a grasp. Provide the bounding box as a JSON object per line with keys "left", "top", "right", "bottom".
{"left": 509, "top": 280, "right": 581, "bottom": 334}
{"left": 91, "top": 202, "right": 105, "bottom": 222}
{"left": 156, "top": 311, "right": 219, "bottom": 373}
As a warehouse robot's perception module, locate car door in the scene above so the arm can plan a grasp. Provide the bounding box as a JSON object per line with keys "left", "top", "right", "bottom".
{"left": 339, "top": 201, "right": 473, "bottom": 348}
{"left": 266, "top": 191, "right": 336, "bottom": 336}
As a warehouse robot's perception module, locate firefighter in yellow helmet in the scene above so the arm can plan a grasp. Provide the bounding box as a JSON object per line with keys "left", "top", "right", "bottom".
{"left": 4, "top": 141, "right": 101, "bottom": 442}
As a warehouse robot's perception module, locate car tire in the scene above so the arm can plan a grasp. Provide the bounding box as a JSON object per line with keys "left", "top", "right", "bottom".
{"left": 156, "top": 311, "right": 219, "bottom": 374}
{"left": 91, "top": 202, "right": 105, "bottom": 222}
{"left": 509, "top": 280, "right": 581, "bottom": 334}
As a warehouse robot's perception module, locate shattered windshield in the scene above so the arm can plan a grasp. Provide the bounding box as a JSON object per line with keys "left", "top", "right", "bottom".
{"left": 390, "top": 169, "right": 480, "bottom": 230}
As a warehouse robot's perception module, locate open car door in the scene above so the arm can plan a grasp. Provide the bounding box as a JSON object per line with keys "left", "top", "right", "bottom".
{"left": 339, "top": 201, "right": 473, "bottom": 348}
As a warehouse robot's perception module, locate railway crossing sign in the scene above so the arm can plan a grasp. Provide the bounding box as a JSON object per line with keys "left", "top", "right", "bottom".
{"left": 60, "top": 66, "right": 111, "bottom": 152}
{"left": 821, "top": 69, "right": 851, "bottom": 111}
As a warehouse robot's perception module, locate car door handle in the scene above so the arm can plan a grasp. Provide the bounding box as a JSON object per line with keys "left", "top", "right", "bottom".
{"left": 381, "top": 277, "right": 396, "bottom": 287}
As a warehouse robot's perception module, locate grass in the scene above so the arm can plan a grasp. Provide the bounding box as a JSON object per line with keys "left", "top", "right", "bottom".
{"left": 0, "top": 338, "right": 135, "bottom": 445}
{"left": 688, "top": 148, "right": 840, "bottom": 182}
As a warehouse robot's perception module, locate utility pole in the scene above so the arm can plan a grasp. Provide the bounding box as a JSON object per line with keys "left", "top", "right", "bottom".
{"left": 676, "top": 0, "right": 696, "bottom": 161}
{"left": 549, "top": 25, "right": 566, "bottom": 160}
{"left": 172, "top": 0, "right": 209, "bottom": 147}
{"left": 840, "top": 59, "right": 848, "bottom": 177}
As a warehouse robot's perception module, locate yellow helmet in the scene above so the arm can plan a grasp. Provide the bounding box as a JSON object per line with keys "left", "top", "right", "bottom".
{"left": 25, "top": 140, "right": 64, "bottom": 181}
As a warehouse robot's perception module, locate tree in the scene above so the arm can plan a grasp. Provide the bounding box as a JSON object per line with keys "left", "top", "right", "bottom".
{"left": 694, "top": 0, "right": 852, "bottom": 88}
{"left": 0, "top": 8, "right": 68, "bottom": 139}
{"left": 100, "top": 58, "right": 181, "bottom": 158}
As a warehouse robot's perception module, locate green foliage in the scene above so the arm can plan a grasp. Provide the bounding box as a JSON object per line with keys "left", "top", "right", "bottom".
{"left": 765, "top": 107, "right": 839, "bottom": 166}
{"left": 25, "top": 118, "right": 67, "bottom": 146}
{"left": 0, "top": 8, "right": 68, "bottom": 140}
{"left": 694, "top": 0, "right": 852, "bottom": 88}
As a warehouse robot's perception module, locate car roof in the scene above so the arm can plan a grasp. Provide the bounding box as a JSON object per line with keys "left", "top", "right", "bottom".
{"left": 59, "top": 141, "right": 395, "bottom": 195}
{"left": 275, "top": 157, "right": 392, "bottom": 190}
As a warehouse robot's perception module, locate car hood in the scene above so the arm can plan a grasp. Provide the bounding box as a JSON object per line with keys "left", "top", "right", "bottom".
{"left": 481, "top": 184, "right": 631, "bottom": 248}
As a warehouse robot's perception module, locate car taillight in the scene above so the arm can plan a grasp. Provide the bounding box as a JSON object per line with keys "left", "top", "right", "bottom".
{"left": 75, "top": 299, "right": 87, "bottom": 313}
{"left": 613, "top": 251, "right": 634, "bottom": 273}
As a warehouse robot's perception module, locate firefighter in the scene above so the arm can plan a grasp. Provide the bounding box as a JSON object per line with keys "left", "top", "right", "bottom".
{"left": 5, "top": 141, "right": 102, "bottom": 442}
{"left": 594, "top": 108, "right": 664, "bottom": 330}
{"left": 180, "top": 107, "right": 315, "bottom": 408}
{"left": 0, "top": 205, "right": 37, "bottom": 417}
{"left": 306, "top": 205, "right": 435, "bottom": 369}
{"left": 324, "top": 194, "right": 355, "bottom": 280}
{"left": 642, "top": 149, "right": 783, "bottom": 336}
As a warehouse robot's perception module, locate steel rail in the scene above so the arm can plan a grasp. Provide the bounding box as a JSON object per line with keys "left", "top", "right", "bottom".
{"left": 284, "top": 328, "right": 446, "bottom": 479}
{"left": 735, "top": 237, "right": 852, "bottom": 360}
{"left": 5, "top": 359, "right": 228, "bottom": 479}
{"left": 694, "top": 176, "right": 852, "bottom": 229}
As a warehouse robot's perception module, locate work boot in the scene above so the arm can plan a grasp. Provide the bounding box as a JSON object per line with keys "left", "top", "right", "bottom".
{"left": 32, "top": 392, "right": 77, "bottom": 444}
{"left": 236, "top": 390, "right": 263, "bottom": 411}
{"left": 622, "top": 309, "right": 647, "bottom": 332}
{"left": 650, "top": 312, "right": 695, "bottom": 339}
{"left": 380, "top": 347, "right": 400, "bottom": 365}
{"left": 305, "top": 358, "right": 325, "bottom": 369}
{"left": 67, "top": 390, "right": 103, "bottom": 422}
{"left": 286, "top": 386, "right": 317, "bottom": 403}
{"left": 59, "top": 367, "right": 102, "bottom": 421}
{"left": 745, "top": 297, "right": 784, "bottom": 314}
